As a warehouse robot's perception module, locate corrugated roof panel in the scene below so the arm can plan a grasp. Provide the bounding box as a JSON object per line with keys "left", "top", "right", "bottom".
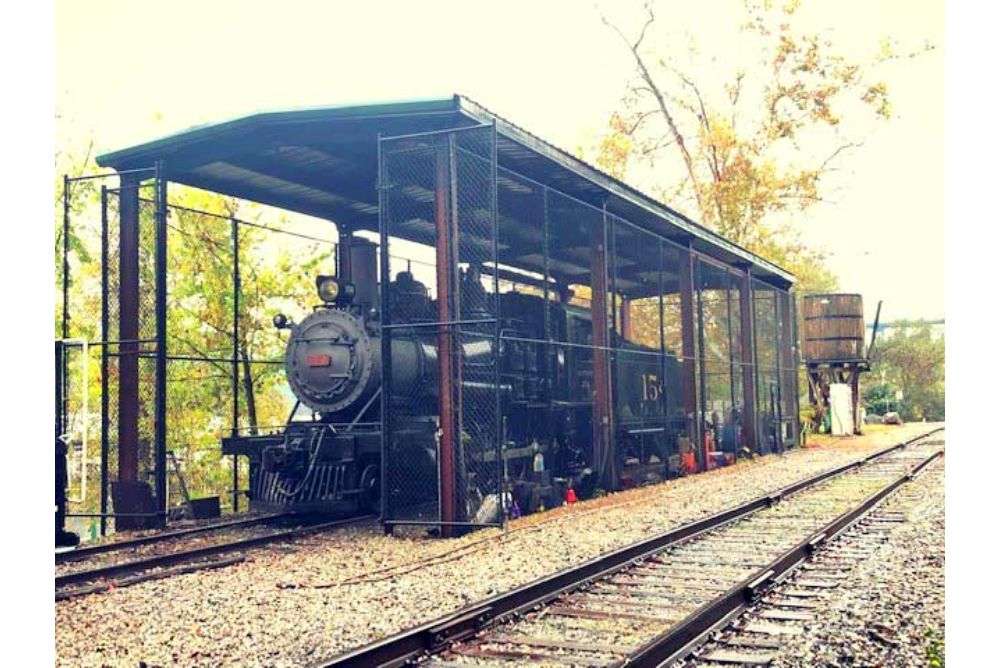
{"left": 93, "top": 94, "right": 793, "bottom": 285}
{"left": 193, "top": 162, "right": 351, "bottom": 209}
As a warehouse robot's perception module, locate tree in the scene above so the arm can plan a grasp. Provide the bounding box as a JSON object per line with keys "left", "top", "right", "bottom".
{"left": 595, "top": 0, "right": 927, "bottom": 294}
{"left": 56, "top": 131, "right": 334, "bottom": 518}
{"left": 865, "top": 322, "right": 945, "bottom": 421}
{"left": 163, "top": 189, "right": 334, "bottom": 503}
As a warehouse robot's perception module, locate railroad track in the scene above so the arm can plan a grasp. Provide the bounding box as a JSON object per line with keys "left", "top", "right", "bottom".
{"left": 320, "top": 428, "right": 943, "bottom": 668}
{"left": 55, "top": 512, "right": 376, "bottom": 601}
{"left": 678, "top": 441, "right": 945, "bottom": 667}
{"left": 55, "top": 511, "right": 291, "bottom": 565}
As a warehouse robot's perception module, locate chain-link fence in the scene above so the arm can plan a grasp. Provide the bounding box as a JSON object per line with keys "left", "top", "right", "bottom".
{"left": 376, "top": 123, "right": 802, "bottom": 531}
{"left": 58, "top": 127, "right": 801, "bottom": 539}
{"left": 379, "top": 125, "right": 502, "bottom": 531}
{"left": 58, "top": 175, "right": 160, "bottom": 538}
{"left": 752, "top": 279, "right": 799, "bottom": 452}
{"left": 59, "top": 171, "right": 348, "bottom": 536}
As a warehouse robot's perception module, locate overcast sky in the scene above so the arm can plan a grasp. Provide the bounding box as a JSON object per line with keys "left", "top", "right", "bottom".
{"left": 56, "top": 0, "right": 943, "bottom": 323}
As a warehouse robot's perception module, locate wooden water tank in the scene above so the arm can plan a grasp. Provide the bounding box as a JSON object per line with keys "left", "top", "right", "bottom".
{"left": 802, "top": 293, "right": 866, "bottom": 362}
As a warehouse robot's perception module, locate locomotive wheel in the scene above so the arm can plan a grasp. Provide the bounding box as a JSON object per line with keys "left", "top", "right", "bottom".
{"left": 358, "top": 463, "right": 380, "bottom": 512}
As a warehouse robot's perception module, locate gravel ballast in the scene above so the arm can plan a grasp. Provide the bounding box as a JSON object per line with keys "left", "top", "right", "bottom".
{"left": 55, "top": 424, "right": 941, "bottom": 667}
{"left": 768, "top": 453, "right": 946, "bottom": 666}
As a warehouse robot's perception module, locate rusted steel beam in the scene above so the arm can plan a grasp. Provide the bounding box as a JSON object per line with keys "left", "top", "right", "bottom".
{"left": 434, "top": 137, "right": 457, "bottom": 535}
{"left": 117, "top": 172, "right": 141, "bottom": 486}
{"left": 678, "top": 245, "right": 700, "bottom": 468}
{"left": 590, "top": 213, "right": 614, "bottom": 489}
{"left": 739, "top": 268, "right": 757, "bottom": 453}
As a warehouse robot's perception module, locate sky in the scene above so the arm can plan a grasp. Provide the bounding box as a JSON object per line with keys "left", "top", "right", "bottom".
{"left": 55, "top": 0, "right": 944, "bottom": 323}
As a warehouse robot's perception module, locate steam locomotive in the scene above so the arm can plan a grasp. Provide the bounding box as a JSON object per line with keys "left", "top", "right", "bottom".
{"left": 222, "top": 236, "right": 684, "bottom": 521}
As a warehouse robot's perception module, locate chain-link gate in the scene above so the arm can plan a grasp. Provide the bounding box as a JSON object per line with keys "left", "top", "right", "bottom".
{"left": 378, "top": 124, "right": 501, "bottom": 532}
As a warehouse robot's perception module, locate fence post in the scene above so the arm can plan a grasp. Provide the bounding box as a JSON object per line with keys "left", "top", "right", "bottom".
{"left": 739, "top": 267, "right": 758, "bottom": 455}
{"left": 154, "top": 162, "right": 168, "bottom": 524}
{"left": 62, "top": 175, "right": 70, "bottom": 340}
{"left": 100, "top": 185, "right": 110, "bottom": 536}
{"left": 231, "top": 215, "right": 240, "bottom": 512}
{"left": 491, "top": 120, "right": 502, "bottom": 526}
{"left": 376, "top": 132, "right": 392, "bottom": 532}
{"left": 61, "top": 175, "right": 70, "bottom": 520}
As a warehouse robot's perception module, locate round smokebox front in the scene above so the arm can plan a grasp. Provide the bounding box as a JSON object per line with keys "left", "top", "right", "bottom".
{"left": 285, "top": 309, "right": 374, "bottom": 415}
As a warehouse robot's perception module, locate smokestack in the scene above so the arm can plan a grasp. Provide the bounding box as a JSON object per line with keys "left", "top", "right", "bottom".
{"left": 338, "top": 231, "right": 378, "bottom": 309}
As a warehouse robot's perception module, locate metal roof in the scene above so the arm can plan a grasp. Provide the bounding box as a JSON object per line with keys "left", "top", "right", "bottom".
{"left": 96, "top": 94, "right": 794, "bottom": 286}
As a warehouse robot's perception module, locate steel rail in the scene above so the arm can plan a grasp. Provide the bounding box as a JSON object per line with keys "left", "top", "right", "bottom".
{"left": 625, "top": 444, "right": 944, "bottom": 667}
{"left": 55, "top": 513, "right": 376, "bottom": 595}
{"left": 317, "top": 427, "right": 943, "bottom": 668}
{"left": 55, "top": 512, "right": 296, "bottom": 565}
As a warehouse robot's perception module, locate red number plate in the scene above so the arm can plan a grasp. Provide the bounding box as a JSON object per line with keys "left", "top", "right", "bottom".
{"left": 307, "top": 354, "right": 331, "bottom": 367}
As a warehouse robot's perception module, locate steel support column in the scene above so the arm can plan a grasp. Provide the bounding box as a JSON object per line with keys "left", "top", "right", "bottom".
{"left": 591, "top": 211, "right": 614, "bottom": 489}
{"left": 738, "top": 267, "right": 757, "bottom": 454}
{"left": 678, "top": 245, "right": 701, "bottom": 469}
{"left": 117, "top": 172, "right": 141, "bottom": 488}
{"left": 434, "top": 136, "right": 458, "bottom": 535}
{"left": 695, "top": 263, "right": 709, "bottom": 470}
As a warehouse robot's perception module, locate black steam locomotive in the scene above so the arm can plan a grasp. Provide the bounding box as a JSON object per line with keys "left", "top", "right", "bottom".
{"left": 222, "top": 236, "right": 684, "bottom": 520}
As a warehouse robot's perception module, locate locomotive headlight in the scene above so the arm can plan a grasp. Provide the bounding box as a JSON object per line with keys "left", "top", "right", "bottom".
{"left": 316, "top": 275, "right": 340, "bottom": 303}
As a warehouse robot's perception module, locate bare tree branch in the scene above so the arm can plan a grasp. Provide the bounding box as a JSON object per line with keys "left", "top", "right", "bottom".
{"left": 600, "top": 2, "right": 708, "bottom": 218}
{"left": 729, "top": 71, "right": 744, "bottom": 131}
{"left": 818, "top": 140, "right": 864, "bottom": 172}
{"left": 639, "top": 135, "right": 679, "bottom": 156}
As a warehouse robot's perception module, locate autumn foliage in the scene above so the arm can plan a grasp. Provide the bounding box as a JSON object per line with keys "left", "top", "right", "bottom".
{"left": 595, "top": 0, "right": 925, "bottom": 294}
